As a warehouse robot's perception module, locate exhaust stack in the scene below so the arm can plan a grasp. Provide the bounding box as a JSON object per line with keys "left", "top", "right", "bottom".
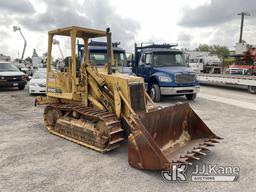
{"left": 106, "top": 28, "right": 113, "bottom": 75}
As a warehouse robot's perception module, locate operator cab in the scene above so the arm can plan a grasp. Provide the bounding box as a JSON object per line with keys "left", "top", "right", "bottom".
{"left": 46, "top": 26, "right": 113, "bottom": 100}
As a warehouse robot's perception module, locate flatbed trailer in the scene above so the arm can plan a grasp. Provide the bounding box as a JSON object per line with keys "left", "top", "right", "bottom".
{"left": 197, "top": 73, "right": 256, "bottom": 94}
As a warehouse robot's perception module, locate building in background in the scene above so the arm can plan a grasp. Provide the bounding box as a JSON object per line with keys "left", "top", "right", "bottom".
{"left": 31, "top": 49, "right": 41, "bottom": 68}
{"left": 0, "top": 54, "right": 11, "bottom": 62}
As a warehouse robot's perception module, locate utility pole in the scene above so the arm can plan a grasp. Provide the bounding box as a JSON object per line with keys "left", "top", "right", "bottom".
{"left": 238, "top": 12, "right": 250, "bottom": 43}
{"left": 13, "top": 26, "right": 27, "bottom": 62}
{"left": 53, "top": 39, "right": 64, "bottom": 59}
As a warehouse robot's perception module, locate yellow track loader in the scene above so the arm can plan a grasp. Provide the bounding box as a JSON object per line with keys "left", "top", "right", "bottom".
{"left": 36, "top": 26, "right": 221, "bottom": 170}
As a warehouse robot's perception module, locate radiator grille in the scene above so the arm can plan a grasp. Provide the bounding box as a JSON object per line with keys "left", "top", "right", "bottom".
{"left": 129, "top": 83, "right": 145, "bottom": 112}
{"left": 175, "top": 73, "right": 196, "bottom": 83}
{"left": 5, "top": 76, "right": 22, "bottom": 82}
{"left": 230, "top": 68, "right": 243, "bottom": 75}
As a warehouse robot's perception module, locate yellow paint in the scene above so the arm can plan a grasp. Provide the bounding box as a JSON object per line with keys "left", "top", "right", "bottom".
{"left": 37, "top": 25, "right": 156, "bottom": 124}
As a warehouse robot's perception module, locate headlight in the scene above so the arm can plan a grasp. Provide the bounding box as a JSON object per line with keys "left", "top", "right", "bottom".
{"left": 0, "top": 76, "right": 5, "bottom": 80}
{"left": 159, "top": 76, "right": 172, "bottom": 82}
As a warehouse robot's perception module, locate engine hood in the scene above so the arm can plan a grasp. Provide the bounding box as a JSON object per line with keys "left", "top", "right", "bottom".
{"left": 0, "top": 71, "right": 25, "bottom": 76}
{"left": 29, "top": 78, "right": 46, "bottom": 84}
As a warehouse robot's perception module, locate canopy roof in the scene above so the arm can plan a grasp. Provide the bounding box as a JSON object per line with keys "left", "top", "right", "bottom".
{"left": 48, "top": 26, "right": 107, "bottom": 38}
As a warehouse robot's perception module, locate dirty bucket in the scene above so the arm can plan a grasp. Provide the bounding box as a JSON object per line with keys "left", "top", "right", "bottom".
{"left": 128, "top": 103, "right": 221, "bottom": 170}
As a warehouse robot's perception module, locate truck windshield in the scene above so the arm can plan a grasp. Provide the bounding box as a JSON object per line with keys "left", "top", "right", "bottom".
{"left": 0, "top": 63, "right": 19, "bottom": 72}
{"left": 189, "top": 59, "right": 199, "bottom": 63}
{"left": 89, "top": 51, "right": 127, "bottom": 67}
{"left": 153, "top": 52, "right": 185, "bottom": 67}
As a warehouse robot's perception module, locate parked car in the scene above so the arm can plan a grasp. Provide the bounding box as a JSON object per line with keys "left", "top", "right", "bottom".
{"left": 0, "top": 62, "right": 27, "bottom": 89}
{"left": 28, "top": 70, "right": 46, "bottom": 95}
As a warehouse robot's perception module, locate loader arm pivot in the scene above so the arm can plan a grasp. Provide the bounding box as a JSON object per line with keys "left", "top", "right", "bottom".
{"left": 85, "top": 67, "right": 115, "bottom": 112}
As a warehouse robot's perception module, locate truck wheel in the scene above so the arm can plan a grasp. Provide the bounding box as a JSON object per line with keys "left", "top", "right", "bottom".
{"left": 246, "top": 69, "right": 253, "bottom": 76}
{"left": 186, "top": 94, "right": 197, "bottom": 101}
{"left": 18, "top": 85, "right": 25, "bottom": 90}
{"left": 150, "top": 84, "right": 161, "bottom": 102}
{"left": 248, "top": 86, "right": 256, "bottom": 94}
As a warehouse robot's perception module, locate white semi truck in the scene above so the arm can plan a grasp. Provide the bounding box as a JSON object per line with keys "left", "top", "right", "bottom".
{"left": 186, "top": 51, "right": 222, "bottom": 74}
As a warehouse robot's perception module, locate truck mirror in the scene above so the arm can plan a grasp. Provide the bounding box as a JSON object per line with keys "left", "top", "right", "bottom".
{"left": 127, "top": 61, "right": 132, "bottom": 67}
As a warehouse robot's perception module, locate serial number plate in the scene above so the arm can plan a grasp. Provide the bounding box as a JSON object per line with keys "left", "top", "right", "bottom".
{"left": 47, "top": 87, "right": 62, "bottom": 94}
{"left": 13, "top": 83, "right": 18, "bottom": 86}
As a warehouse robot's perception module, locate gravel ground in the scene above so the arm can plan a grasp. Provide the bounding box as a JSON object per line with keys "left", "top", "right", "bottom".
{"left": 0, "top": 85, "right": 255, "bottom": 192}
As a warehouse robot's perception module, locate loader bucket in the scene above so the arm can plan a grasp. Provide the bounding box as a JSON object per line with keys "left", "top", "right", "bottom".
{"left": 128, "top": 103, "right": 221, "bottom": 170}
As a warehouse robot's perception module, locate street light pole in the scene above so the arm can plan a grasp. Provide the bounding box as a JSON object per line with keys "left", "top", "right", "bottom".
{"left": 13, "top": 26, "right": 27, "bottom": 62}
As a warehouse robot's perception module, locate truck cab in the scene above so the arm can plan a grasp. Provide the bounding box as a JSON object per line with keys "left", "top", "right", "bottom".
{"left": 187, "top": 51, "right": 222, "bottom": 74}
{"left": 78, "top": 41, "right": 133, "bottom": 74}
{"left": 133, "top": 43, "right": 200, "bottom": 102}
{"left": 188, "top": 57, "right": 204, "bottom": 73}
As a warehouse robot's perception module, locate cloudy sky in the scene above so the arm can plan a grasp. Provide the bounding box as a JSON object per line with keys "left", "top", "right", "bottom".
{"left": 0, "top": 0, "right": 256, "bottom": 59}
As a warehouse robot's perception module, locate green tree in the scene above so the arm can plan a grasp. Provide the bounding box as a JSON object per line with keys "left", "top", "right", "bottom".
{"left": 196, "top": 44, "right": 210, "bottom": 52}
{"left": 196, "top": 44, "right": 230, "bottom": 59}
{"left": 24, "top": 57, "right": 32, "bottom": 63}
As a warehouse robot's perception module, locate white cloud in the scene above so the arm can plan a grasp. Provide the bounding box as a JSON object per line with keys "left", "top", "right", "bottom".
{"left": 0, "top": 0, "right": 255, "bottom": 59}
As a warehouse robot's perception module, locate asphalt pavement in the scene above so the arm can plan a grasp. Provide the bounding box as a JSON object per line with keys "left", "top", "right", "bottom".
{"left": 0, "top": 85, "right": 255, "bottom": 192}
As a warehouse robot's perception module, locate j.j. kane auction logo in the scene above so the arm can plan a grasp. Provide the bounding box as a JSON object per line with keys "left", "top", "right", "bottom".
{"left": 162, "top": 163, "right": 240, "bottom": 182}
